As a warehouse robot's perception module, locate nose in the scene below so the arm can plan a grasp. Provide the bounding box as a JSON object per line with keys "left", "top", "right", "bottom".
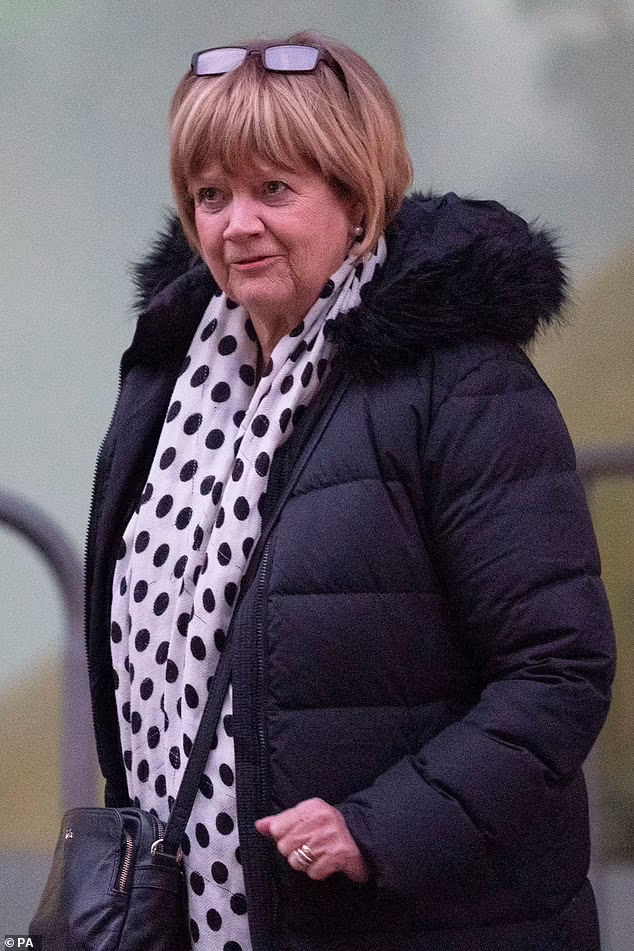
{"left": 222, "top": 196, "right": 264, "bottom": 241}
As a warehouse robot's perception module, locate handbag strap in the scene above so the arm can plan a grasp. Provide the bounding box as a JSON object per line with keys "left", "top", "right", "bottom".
{"left": 162, "top": 639, "right": 233, "bottom": 855}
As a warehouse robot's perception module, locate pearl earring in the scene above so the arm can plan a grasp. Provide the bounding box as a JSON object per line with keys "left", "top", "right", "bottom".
{"left": 353, "top": 224, "right": 364, "bottom": 240}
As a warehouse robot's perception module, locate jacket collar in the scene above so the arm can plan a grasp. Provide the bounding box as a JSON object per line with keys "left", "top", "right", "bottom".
{"left": 124, "top": 191, "right": 568, "bottom": 381}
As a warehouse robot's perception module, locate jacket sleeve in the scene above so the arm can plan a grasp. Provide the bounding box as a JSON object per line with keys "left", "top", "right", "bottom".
{"left": 338, "top": 351, "right": 616, "bottom": 896}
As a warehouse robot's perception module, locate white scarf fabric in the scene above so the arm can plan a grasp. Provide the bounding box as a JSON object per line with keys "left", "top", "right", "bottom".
{"left": 110, "top": 235, "right": 386, "bottom": 950}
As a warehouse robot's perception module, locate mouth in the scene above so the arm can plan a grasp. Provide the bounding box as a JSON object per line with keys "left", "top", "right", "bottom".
{"left": 231, "top": 254, "right": 281, "bottom": 270}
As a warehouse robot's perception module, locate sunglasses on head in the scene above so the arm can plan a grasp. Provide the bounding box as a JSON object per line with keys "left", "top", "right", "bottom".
{"left": 190, "top": 44, "right": 349, "bottom": 96}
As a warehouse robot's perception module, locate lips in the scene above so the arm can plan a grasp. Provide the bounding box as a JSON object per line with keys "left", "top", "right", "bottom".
{"left": 230, "top": 254, "right": 281, "bottom": 271}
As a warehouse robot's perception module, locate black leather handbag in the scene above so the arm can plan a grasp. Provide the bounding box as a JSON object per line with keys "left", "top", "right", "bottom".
{"left": 30, "top": 644, "right": 233, "bottom": 951}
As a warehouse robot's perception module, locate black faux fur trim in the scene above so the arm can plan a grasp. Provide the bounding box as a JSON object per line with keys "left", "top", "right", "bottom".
{"left": 131, "top": 192, "right": 568, "bottom": 381}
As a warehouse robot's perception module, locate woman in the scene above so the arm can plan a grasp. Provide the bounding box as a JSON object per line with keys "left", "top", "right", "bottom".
{"left": 84, "top": 31, "right": 616, "bottom": 951}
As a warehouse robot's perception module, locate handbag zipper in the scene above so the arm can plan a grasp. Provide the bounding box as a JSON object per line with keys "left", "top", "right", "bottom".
{"left": 116, "top": 829, "right": 134, "bottom": 892}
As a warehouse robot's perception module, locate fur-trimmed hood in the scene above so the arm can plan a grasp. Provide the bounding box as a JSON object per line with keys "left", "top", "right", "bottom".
{"left": 130, "top": 191, "right": 568, "bottom": 381}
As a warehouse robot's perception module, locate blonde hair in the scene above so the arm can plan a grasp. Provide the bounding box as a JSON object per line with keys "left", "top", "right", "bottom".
{"left": 169, "top": 31, "right": 413, "bottom": 256}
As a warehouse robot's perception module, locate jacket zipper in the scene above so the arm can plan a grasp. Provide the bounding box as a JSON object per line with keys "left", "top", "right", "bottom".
{"left": 116, "top": 829, "right": 134, "bottom": 892}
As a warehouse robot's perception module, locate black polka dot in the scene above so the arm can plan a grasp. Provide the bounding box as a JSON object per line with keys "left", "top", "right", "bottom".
{"left": 176, "top": 506, "right": 193, "bottom": 529}
{"left": 134, "top": 531, "right": 150, "bottom": 553}
{"left": 137, "top": 759, "right": 149, "bottom": 782}
{"left": 180, "top": 831, "right": 190, "bottom": 856}
{"left": 156, "top": 494, "right": 174, "bottom": 518}
{"left": 140, "top": 678, "right": 154, "bottom": 700}
{"left": 200, "top": 475, "right": 215, "bottom": 495}
{"left": 166, "top": 659, "right": 179, "bottom": 683}
{"left": 211, "top": 382, "right": 231, "bottom": 403}
{"left": 119, "top": 577, "right": 127, "bottom": 596}
{"left": 193, "top": 525, "right": 204, "bottom": 550}
{"left": 224, "top": 582, "right": 237, "bottom": 606}
{"left": 223, "top": 941, "right": 242, "bottom": 951}
{"left": 176, "top": 697, "right": 182, "bottom": 719}
{"left": 306, "top": 332, "right": 317, "bottom": 351}
{"left": 134, "top": 628, "right": 149, "bottom": 652}
{"left": 214, "top": 628, "right": 226, "bottom": 651}
{"left": 183, "top": 733, "right": 192, "bottom": 757}
{"left": 139, "top": 482, "right": 153, "bottom": 505}
{"left": 177, "top": 612, "right": 190, "bottom": 636}
{"left": 123, "top": 749, "right": 132, "bottom": 770}
{"left": 257, "top": 492, "right": 268, "bottom": 517}
{"left": 219, "top": 763, "right": 234, "bottom": 786}
{"left": 199, "top": 588, "right": 214, "bottom": 613}
{"left": 169, "top": 746, "right": 181, "bottom": 770}
{"left": 155, "top": 774, "right": 166, "bottom": 797}
{"left": 279, "top": 408, "right": 292, "bottom": 432}
{"left": 216, "top": 506, "right": 225, "bottom": 528}
{"left": 190, "top": 918, "right": 200, "bottom": 943}
{"left": 110, "top": 621, "right": 122, "bottom": 643}
{"left": 124, "top": 655, "right": 130, "bottom": 673}
{"left": 242, "top": 537, "right": 254, "bottom": 559}
{"left": 131, "top": 711, "right": 142, "bottom": 734}
{"left": 239, "top": 364, "right": 255, "bottom": 386}
{"left": 252, "top": 414, "right": 269, "bottom": 437}
{"left": 185, "top": 684, "right": 199, "bottom": 709}
{"left": 230, "top": 893, "right": 247, "bottom": 915}
{"left": 201, "top": 317, "right": 217, "bottom": 341}
{"left": 155, "top": 641, "right": 169, "bottom": 664}
{"left": 190, "top": 365, "right": 209, "bottom": 387}
{"left": 205, "top": 428, "right": 224, "bottom": 450}
{"left": 195, "top": 823, "right": 209, "bottom": 848}
{"left": 218, "top": 334, "right": 237, "bottom": 355}
{"left": 152, "top": 592, "right": 169, "bottom": 616}
{"left": 320, "top": 278, "right": 335, "bottom": 298}
{"left": 128, "top": 662, "right": 135, "bottom": 683}
{"left": 199, "top": 774, "right": 213, "bottom": 798}
{"left": 186, "top": 637, "right": 205, "bottom": 666}
{"left": 147, "top": 725, "right": 160, "bottom": 749}
{"left": 211, "top": 861, "right": 228, "bottom": 884}
{"left": 290, "top": 339, "right": 306, "bottom": 361}
{"left": 168, "top": 795, "right": 175, "bottom": 809}
{"left": 160, "top": 447, "right": 176, "bottom": 470}
{"left": 218, "top": 542, "right": 231, "bottom": 566}
{"left": 190, "top": 871, "right": 205, "bottom": 896}
{"left": 244, "top": 317, "right": 257, "bottom": 340}
{"left": 180, "top": 460, "right": 198, "bottom": 482}
{"left": 234, "top": 497, "right": 250, "bottom": 520}
{"left": 166, "top": 400, "right": 181, "bottom": 422}
{"left": 211, "top": 481, "right": 223, "bottom": 504}
{"left": 232, "top": 458, "right": 244, "bottom": 481}
{"left": 112, "top": 669, "right": 119, "bottom": 690}
{"left": 122, "top": 701, "right": 131, "bottom": 722}
{"left": 235, "top": 846, "right": 241, "bottom": 864}
{"left": 133, "top": 580, "right": 148, "bottom": 603}
{"left": 206, "top": 909, "right": 222, "bottom": 931}
{"left": 173, "top": 555, "right": 188, "bottom": 578}
{"left": 255, "top": 452, "right": 270, "bottom": 477}
{"left": 223, "top": 713, "right": 234, "bottom": 737}
{"left": 153, "top": 543, "right": 170, "bottom": 567}
{"left": 301, "top": 362, "right": 314, "bottom": 387}
{"left": 226, "top": 297, "right": 238, "bottom": 309}
{"left": 280, "top": 373, "right": 294, "bottom": 394}
{"left": 216, "top": 812, "right": 234, "bottom": 835}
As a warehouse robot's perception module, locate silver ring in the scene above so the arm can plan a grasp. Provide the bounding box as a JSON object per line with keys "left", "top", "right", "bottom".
{"left": 294, "top": 844, "right": 315, "bottom": 865}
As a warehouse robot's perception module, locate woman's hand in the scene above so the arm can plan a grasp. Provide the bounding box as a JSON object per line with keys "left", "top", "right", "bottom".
{"left": 255, "top": 797, "right": 371, "bottom": 884}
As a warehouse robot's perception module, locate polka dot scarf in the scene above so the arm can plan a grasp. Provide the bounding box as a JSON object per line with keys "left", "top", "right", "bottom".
{"left": 110, "top": 236, "right": 386, "bottom": 950}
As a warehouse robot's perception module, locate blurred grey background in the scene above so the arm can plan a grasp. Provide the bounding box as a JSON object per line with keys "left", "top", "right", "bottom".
{"left": 1, "top": 1, "right": 632, "bottom": 946}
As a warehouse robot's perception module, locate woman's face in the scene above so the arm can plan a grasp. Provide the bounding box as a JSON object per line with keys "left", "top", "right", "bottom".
{"left": 191, "top": 158, "right": 360, "bottom": 334}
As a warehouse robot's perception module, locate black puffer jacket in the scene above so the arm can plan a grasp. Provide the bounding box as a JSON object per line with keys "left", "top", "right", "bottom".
{"left": 85, "top": 192, "right": 616, "bottom": 951}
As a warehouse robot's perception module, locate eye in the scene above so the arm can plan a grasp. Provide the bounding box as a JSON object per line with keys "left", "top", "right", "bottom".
{"left": 264, "top": 180, "right": 288, "bottom": 196}
{"left": 196, "top": 186, "right": 222, "bottom": 207}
